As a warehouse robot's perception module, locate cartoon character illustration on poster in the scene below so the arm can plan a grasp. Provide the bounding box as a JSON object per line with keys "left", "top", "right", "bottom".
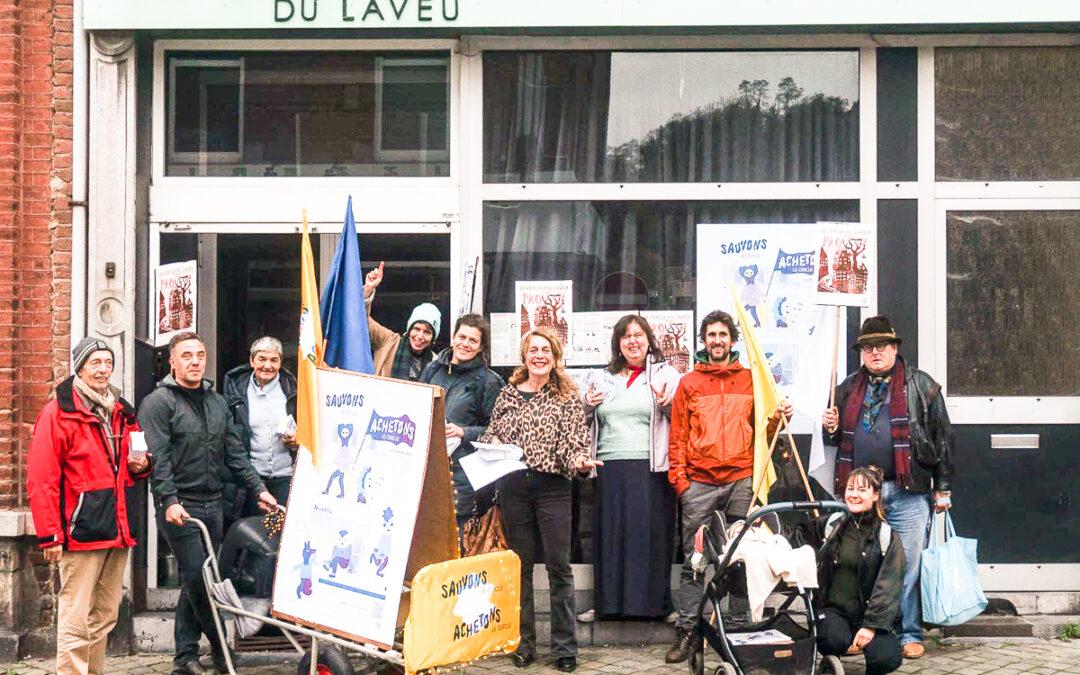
{"left": 370, "top": 508, "right": 394, "bottom": 578}
{"left": 324, "top": 530, "right": 353, "bottom": 578}
{"left": 772, "top": 296, "right": 789, "bottom": 329}
{"left": 295, "top": 541, "right": 316, "bottom": 599}
{"left": 355, "top": 465, "right": 374, "bottom": 504}
{"left": 765, "top": 351, "right": 786, "bottom": 385}
{"left": 738, "top": 264, "right": 763, "bottom": 328}
{"left": 322, "top": 423, "right": 354, "bottom": 498}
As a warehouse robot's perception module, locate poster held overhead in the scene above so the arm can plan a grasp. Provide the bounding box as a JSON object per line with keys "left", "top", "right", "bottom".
{"left": 813, "top": 221, "right": 876, "bottom": 307}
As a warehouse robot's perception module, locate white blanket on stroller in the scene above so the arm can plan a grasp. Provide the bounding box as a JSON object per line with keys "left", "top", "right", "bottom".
{"left": 724, "top": 525, "right": 818, "bottom": 623}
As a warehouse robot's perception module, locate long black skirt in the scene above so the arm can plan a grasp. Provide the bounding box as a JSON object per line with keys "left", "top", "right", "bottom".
{"left": 593, "top": 459, "right": 676, "bottom": 618}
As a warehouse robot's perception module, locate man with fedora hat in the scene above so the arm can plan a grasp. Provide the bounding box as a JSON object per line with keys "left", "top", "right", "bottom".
{"left": 822, "top": 316, "right": 954, "bottom": 660}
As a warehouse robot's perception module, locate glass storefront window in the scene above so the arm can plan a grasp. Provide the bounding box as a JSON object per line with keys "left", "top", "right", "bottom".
{"left": 936, "top": 47, "right": 1080, "bottom": 182}
{"left": 166, "top": 52, "right": 450, "bottom": 177}
{"left": 947, "top": 210, "right": 1080, "bottom": 396}
{"left": 483, "top": 200, "right": 859, "bottom": 316}
{"left": 483, "top": 51, "right": 860, "bottom": 183}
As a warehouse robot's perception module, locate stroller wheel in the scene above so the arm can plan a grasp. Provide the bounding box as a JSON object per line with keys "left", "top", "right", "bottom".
{"left": 296, "top": 644, "right": 356, "bottom": 675}
{"left": 713, "top": 664, "right": 737, "bottom": 675}
{"left": 820, "top": 655, "right": 844, "bottom": 674}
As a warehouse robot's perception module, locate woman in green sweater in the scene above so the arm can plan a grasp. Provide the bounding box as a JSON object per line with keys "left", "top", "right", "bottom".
{"left": 578, "top": 315, "right": 682, "bottom": 622}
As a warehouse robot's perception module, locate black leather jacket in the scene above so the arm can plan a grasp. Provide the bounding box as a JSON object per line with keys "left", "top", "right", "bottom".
{"left": 827, "top": 359, "right": 954, "bottom": 494}
{"left": 814, "top": 513, "right": 905, "bottom": 632}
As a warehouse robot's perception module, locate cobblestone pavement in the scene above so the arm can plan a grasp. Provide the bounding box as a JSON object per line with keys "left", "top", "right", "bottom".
{"left": 8, "top": 640, "right": 1080, "bottom": 674}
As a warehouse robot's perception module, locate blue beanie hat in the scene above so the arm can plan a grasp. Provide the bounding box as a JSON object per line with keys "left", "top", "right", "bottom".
{"left": 406, "top": 303, "right": 441, "bottom": 340}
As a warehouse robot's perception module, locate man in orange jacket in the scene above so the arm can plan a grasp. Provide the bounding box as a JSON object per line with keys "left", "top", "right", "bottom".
{"left": 664, "top": 310, "right": 789, "bottom": 664}
{"left": 28, "top": 338, "right": 152, "bottom": 674}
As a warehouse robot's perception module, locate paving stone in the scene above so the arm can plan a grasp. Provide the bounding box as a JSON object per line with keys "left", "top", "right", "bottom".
{"left": 6, "top": 640, "right": 1080, "bottom": 673}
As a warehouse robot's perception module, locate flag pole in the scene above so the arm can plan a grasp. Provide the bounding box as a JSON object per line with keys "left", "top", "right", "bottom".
{"left": 828, "top": 305, "right": 841, "bottom": 409}
{"left": 747, "top": 413, "right": 817, "bottom": 516}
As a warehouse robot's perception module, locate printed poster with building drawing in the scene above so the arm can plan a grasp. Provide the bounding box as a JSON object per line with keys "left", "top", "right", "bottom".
{"left": 515, "top": 281, "right": 573, "bottom": 351}
{"left": 641, "top": 311, "right": 695, "bottom": 374}
{"left": 557, "top": 310, "right": 694, "bottom": 371}
{"left": 696, "top": 223, "right": 845, "bottom": 434}
{"left": 154, "top": 260, "right": 197, "bottom": 346}
{"left": 814, "top": 222, "right": 876, "bottom": 307}
{"left": 271, "top": 368, "right": 434, "bottom": 648}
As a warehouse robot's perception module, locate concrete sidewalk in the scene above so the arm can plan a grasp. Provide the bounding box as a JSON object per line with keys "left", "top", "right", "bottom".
{"left": 7, "top": 640, "right": 1080, "bottom": 674}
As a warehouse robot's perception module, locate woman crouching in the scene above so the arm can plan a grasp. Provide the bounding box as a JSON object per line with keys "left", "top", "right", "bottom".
{"left": 815, "top": 465, "right": 905, "bottom": 674}
{"left": 479, "top": 328, "right": 600, "bottom": 673}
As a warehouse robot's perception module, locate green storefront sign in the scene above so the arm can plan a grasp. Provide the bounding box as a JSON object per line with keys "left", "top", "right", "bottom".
{"left": 82, "top": 0, "right": 1080, "bottom": 31}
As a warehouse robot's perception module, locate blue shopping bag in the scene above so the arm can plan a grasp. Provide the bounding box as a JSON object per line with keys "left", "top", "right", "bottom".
{"left": 920, "top": 512, "right": 988, "bottom": 625}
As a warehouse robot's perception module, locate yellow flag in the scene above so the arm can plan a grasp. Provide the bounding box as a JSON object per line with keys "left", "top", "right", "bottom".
{"left": 404, "top": 550, "right": 521, "bottom": 674}
{"left": 729, "top": 284, "right": 780, "bottom": 504}
{"left": 297, "top": 212, "right": 324, "bottom": 466}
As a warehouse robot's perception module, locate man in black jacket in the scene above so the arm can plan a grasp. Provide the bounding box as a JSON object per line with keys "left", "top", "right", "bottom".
{"left": 221, "top": 336, "right": 298, "bottom": 518}
{"left": 822, "top": 316, "right": 954, "bottom": 661}
{"left": 139, "top": 332, "right": 277, "bottom": 675}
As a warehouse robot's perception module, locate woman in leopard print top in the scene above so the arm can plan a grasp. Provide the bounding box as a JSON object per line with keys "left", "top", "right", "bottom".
{"left": 479, "top": 328, "right": 599, "bottom": 672}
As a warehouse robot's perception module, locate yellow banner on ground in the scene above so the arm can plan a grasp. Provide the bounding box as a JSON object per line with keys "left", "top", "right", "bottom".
{"left": 403, "top": 550, "right": 521, "bottom": 673}
{"left": 729, "top": 284, "right": 780, "bottom": 503}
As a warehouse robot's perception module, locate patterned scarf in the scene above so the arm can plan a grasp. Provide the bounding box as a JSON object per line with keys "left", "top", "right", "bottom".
{"left": 391, "top": 339, "right": 428, "bottom": 381}
{"left": 861, "top": 375, "right": 891, "bottom": 431}
{"left": 836, "top": 357, "right": 913, "bottom": 492}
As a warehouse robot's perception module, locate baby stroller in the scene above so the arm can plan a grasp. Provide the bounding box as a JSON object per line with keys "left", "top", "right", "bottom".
{"left": 687, "top": 499, "right": 848, "bottom": 675}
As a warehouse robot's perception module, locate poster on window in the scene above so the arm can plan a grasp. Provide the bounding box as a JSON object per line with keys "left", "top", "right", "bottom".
{"left": 696, "top": 224, "right": 846, "bottom": 434}
{"left": 154, "top": 260, "right": 197, "bottom": 346}
{"left": 642, "top": 310, "right": 695, "bottom": 374}
{"left": 813, "top": 222, "right": 876, "bottom": 307}
{"left": 563, "top": 310, "right": 625, "bottom": 367}
{"left": 489, "top": 313, "right": 520, "bottom": 367}
{"left": 515, "top": 281, "right": 573, "bottom": 351}
{"left": 271, "top": 368, "right": 435, "bottom": 648}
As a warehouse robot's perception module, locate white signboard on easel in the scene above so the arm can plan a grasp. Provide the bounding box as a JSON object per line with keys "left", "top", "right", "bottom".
{"left": 271, "top": 369, "right": 435, "bottom": 647}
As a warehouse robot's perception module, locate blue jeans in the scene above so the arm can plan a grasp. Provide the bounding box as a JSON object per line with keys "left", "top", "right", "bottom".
{"left": 881, "top": 481, "right": 930, "bottom": 646}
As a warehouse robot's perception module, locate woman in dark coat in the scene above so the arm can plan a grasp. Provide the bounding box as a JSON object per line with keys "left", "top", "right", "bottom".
{"left": 419, "top": 314, "right": 503, "bottom": 544}
{"left": 813, "top": 465, "right": 905, "bottom": 675}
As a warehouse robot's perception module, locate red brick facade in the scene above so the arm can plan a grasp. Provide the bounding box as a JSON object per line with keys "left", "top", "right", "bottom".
{"left": 0, "top": 0, "right": 74, "bottom": 509}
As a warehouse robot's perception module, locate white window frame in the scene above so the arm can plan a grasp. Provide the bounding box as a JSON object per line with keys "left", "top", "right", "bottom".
{"left": 916, "top": 42, "right": 1080, "bottom": 426}
{"left": 167, "top": 57, "right": 245, "bottom": 168}
{"left": 929, "top": 198, "right": 1080, "bottom": 424}
{"left": 373, "top": 56, "right": 451, "bottom": 164}
{"left": 151, "top": 39, "right": 461, "bottom": 226}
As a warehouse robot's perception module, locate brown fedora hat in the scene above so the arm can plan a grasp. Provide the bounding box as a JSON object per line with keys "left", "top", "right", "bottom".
{"left": 854, "top": 315, "right": 902, "bottom": 349}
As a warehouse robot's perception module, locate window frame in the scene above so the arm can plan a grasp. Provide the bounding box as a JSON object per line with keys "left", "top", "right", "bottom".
{"left": 914, "top": 42, "right": 1080, "bottom": 425}
{"left": 167, "top": 57, "right": 245, "bottom": 168}
{"left": 149, "top": 39, "right": 460, "bottom": 186}
{"left": 373, "top": 56, "right": 451, "bottom": 164}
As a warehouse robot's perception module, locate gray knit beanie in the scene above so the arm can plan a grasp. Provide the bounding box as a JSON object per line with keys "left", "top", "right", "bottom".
{"left": 72, "top": 337, "right": 114, "bottom": 373}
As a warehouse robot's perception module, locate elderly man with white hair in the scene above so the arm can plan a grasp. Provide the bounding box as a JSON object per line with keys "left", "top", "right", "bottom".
{"left": 222, "top": 336, "right": 298, "bottom": 515}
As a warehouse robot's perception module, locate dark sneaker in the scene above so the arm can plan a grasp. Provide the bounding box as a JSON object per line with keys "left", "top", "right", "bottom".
{"left": 554, "top": 656, "right": 577, "bottom": 672}
{"left": 664, "top": 627, "right": 695, "bottom": 664}
{"left": 511, "top": 650, "right": 535, "bottom": 668}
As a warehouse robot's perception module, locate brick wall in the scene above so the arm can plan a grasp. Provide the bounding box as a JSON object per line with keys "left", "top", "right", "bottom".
{"left": 0, "top": 0, "right": 74, "bottom": 510}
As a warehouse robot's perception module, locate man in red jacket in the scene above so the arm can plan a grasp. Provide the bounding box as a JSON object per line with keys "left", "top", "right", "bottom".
{"left": 27, "top": 338, "right": 151, "bottom": 675}
{"left": 665, "top": 310, "right": 789, "bottom": 663}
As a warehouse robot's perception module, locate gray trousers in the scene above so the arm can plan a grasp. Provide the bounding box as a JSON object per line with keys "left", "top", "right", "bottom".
{"left": 675, "top": 477, "right": 753, "bottom": 630}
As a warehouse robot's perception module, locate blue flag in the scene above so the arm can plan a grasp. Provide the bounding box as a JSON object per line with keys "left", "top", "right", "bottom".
{"left": 320, "top": 196, "right": 375, "bottom": 373}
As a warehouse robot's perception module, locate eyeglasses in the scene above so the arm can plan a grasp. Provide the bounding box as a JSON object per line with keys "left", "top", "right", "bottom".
{"left": 859, "top": 343, "right": 894, "bottom": 354}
